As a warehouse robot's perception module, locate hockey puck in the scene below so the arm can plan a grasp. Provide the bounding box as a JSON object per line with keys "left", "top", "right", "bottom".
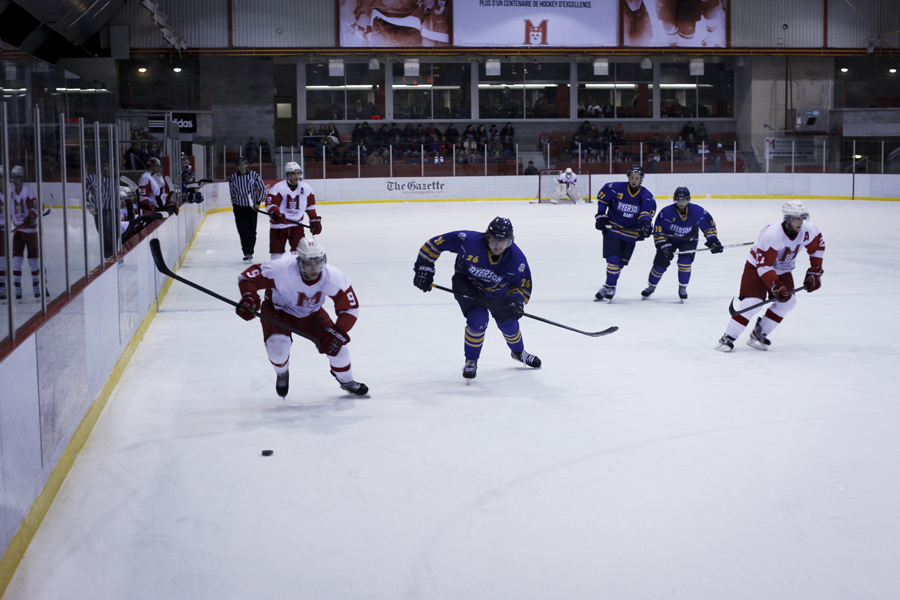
{"left": 261, "top": 450, "right": 273, "bottom": 456}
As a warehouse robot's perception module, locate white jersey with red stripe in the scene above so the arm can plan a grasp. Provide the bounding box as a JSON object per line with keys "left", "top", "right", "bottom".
{"left": 747, "top": 219, "right": 825, "bottom": 282}
{"left": 265, "top": 179, "right": 316, "bottom": 230}
{"left": 557, "top": 171, "right": 578, "bottom": 185}
{"left": 138, "top": 171, "right": 161, "bottom": 209}
{"left": 11, "top": 184, "right": 39, "bottom": 232}
{"left": 239, "top": 254, "right": 359, "bottom": 325}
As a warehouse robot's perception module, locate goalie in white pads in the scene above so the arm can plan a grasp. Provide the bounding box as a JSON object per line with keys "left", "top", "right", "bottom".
{"left": 552, "top": 168, "right": 585, "bottom": 204}
{"left": 715, "top": 201, "right": 825, "bottom": 352}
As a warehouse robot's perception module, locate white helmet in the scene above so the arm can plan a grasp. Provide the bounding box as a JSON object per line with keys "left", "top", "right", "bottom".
{"left": 147, "top": 157, "right": 161, "bottom": 173}
{"left": 296, "top": 235, "right": 326, "bottom": 280}
{"left": 11, "top": 165, "right": 25, "bottom": 179}
{"left": 782, "top": 200, "right": 809, "bottom": 220}
{"left": 284, "top": 161, "right": 303, "bottom": 179}
{"left": 565, "top": 167, "right": 573, "bottom": 175}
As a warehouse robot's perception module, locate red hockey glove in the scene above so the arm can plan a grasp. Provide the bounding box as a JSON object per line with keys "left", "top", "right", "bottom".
{"left": 804, "top": 266, "right": 823, "bottom": 292}
{"left": 319, "top": 326, "right": 350, "bottom": 357}
{"left": 269, "top": 208, "right": 286, "bottom": 224}
{"left": 309, "top": 216, "right": 322, "bottom": 235}
{"left": 769, "top": 279, "right": 792, "bottom": 303}
{"left": 236, "top": 292, "right": 260, "bottom": 321}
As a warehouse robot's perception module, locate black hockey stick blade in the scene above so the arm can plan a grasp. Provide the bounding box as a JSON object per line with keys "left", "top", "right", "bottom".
{"left": 254, "top": 207, "right": 311, "bottom": 229}
{"left": 728, "top": 285, "right": 808, "bottom": 317}
{"left": 148, "top": 238, "right": 320, "bottom": 345}
{"left": 431, "top": 284, "right": 617, "bottom": 337}
{"left": 678, "top": 241, "right": 754, "bottom": 256}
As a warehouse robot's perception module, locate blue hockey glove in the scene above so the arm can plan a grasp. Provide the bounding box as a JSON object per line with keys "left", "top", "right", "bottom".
{"left": 706, "top": 237, "right": 724, "bottom": 254}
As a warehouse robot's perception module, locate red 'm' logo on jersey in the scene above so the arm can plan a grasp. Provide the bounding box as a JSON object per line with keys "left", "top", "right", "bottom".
{"left": 297, "top": 291, "right": 321, "bottom": 308}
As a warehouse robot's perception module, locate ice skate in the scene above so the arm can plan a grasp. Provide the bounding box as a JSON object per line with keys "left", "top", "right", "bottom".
{"left": 331, "top": 370, "right": 369, "bottom": 396}
{"left": 14, "top": 284, "right": 22, "bottom": 301}
{"left": 0, "top": 285, "right": 6, "bottom": 302}
{"left": 243, "top": 254, "right": 253, "bottom": 263}
{"left": 641, "top": 284, "right": 656, "bottom": 299}
{"left": 715, "top": 334, "right": 735, "bottom": 352}
{"left": 33, "top": 283, "right": 41, "bottom": 299}
{"left": 511, "top": 350, "right": 542, "bottom": 369}
{"left": 747, "top": 318, "right": 771, "bottom": 351}
{"left": 678, "top": 285, "right": 688, "bottom": 303}
{"left": 594, "top": 284, "right": 616, "bottom": 303}
{"left": 462, "top": 359, "right": 478, "bottom": 380}
{"left": 275, "top": 371, "right": 289, "bottom": 398}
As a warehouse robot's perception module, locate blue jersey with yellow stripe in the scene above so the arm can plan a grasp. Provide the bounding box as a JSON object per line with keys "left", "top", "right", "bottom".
{"left": 417, "top": 230, "right": 532, "bottom": 303}
{"left": 653, "top": 203, "right": 718, "bottom": 244}
{"left": 596, "top": 181, "right": 657, "bottom": 242}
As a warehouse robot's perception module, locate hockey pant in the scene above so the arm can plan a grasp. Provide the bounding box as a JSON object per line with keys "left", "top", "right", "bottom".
{"left": 260, "top": 303, "right": 356, "bottom": 383}
{"left": 648, "top": 240, "right": 697, "bottom": 286}
{"left": 452, "top": 273, "right": 525, "bottom": 361}
{"left": 723, "top": 265, "right": 797, "bottom": 341}
{"left": 268, "top": 224, "right": 305, "bottom": 260}
{"left": 601, "top": 235, "right": 638, "bottom": 287}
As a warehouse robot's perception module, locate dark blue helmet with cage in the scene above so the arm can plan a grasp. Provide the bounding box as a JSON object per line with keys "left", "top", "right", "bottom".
{"left": 673, "top": 186, "right": 691, "bottom": 203}
{"left": 485, "top": 217, "right": 514, "bottom": 243}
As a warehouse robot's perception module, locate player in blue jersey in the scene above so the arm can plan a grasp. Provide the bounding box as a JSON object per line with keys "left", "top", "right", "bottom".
{"left": 413, "top": 217, "right": 541, "bottom": 380}
{"left": 594, "top": 165, "right": 657, "bottom": 302}
{"left": 641, "top": 186, "right": 723, "bottom": 301}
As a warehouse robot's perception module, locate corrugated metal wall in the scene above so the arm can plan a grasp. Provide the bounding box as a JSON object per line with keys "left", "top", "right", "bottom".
{"left": 730, "top": 0, "right": 825, "bottom": 48}
{"left": 232, "top": 0, "right": 335, "bottom": 47}
{"left": 109, "top": 0, "right": 229, "bottom": 49}
{"left": 828, "top": 0, "right": 900, "bottom": 49}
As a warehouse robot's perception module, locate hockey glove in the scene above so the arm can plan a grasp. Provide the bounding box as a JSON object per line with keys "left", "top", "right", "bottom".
{"left": 706, "top": 237, "right": 724, "bottom": 254}
{"left": 413, "top": 262, "right": 435, "bottom": 292}
{"left": 269, "top": 208, "right": 287, "bottom": 224}
{"left": 236, "top": 292, "right": 260, "bottom": 321}
{"left": 804, "top": 266, "right": 823, "bottom": 292}
{"left": 319, "top": 325, "right": 350, "bottom": 357}
{"left": 23, "top": 214, "right": 37, "bottom": 229}
{"left": 309, "top": 216, "right": 322, "bottom": 235}
{"left": 769, "top": 279, "right": 792, "bottom": 303}
{"left": 640, "top": 221, "right": 653, "bottom": 239}
{"left": 658, "top": 242, "right": 674, "bottom": 261}
{"left": 502, "top": 295, "right": 525, "bottom": 321}
{"left": 595, "top": 214, "right": 610, "bottom": 231}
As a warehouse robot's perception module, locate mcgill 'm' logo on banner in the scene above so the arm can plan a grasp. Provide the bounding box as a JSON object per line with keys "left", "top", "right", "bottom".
{"left": 524, "top": 20, "right": 548, "bottom": 45}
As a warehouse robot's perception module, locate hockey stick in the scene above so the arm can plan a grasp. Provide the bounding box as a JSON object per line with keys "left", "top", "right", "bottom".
{"left": 254, "top": 207, "right": 311, "bottom": 229}
{"left": 120, "top": 175, "right": 139, "bottom": 190}
{"left": 431, "top": 284, "right": 618, "bottom": 337}
{"left": 678, "top": 241, "right": 754, "bottom": 256}
{"left": 728, "top": 286, "right": 808, "bottom": 317}
{"left": 148, "top": 238, "right": 320, "bottom": 345}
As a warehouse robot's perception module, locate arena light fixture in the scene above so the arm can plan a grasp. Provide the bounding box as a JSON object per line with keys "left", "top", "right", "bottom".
{"left": 368, "top": 57, "right": 380, "bottom": 70}
{"left": 329, "top": 59, "right": 344, "bottom": 77}
{"left": 640, "top": 57, "right": 652, "bottom": 70}
{"left": 593, "top": 59, "right": 608, "bottom": 76}
{"left": 689, "top": 58, "right": 704, "bottom": 76}
{"left": 404, "top": 58, "right": 420, "bottom": 77}
{"left": 485, "top": 59, "right": 501, "bottom": 76}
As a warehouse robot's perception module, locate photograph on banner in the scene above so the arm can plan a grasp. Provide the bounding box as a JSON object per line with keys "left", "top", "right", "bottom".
{"left": 623, "top": 0, "right": 727, "bottom": 48}
{"left": 339, "top": 0, "right": 451, "bottom": 47}
{"left": 453, "top": 0, "right": 615, "bottom": 47}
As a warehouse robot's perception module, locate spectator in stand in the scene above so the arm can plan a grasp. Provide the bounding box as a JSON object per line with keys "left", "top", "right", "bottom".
{"left": 259, "top": 138, "right": 271, "bottom": 163}
{"left": 476, "top": 124, "right": 489, "bottom": 144}
{"left": 488, "top": 124, "right": 499, "bottom": 140}
{"left": 438, "top": 136, "right": 452, "bottom": 155}
{"left": 585, "top": 96, "right": 602, "bottom": 117}
{"left": 575, "top": 121, "right": 592, "bottom": 139}
{"left": 375, "top": 124, "right": 390, "bottom": 148}
{"left": 124, "top": 143, "right": 144, "bottom": 170}
{"left": 500, "top": 135, "right": 514, "bottom": 156}
{"left": 245, "top": 137, "right": 259, "bottom": 163}
{"left": 367, "top": 149, "right": 384, "bottom": 166}
{"left": 646, "top": 152, "right": 660, "bottom": 173}
{"left": 649, "top": 133, "right": 664, "bottom": 155}
{"left": 587, "top": 124, "right": 602, "bottom": 150}
{"left": 500, "top": 122, "right": 515, "bottom": 140}
{"left": 462, "top": 124, "right": 476, "bottom": 139}
{"left": 444, "top": 123, "right": 460, "bottom": 144}
{"left": 500, "top": 86, "right": 515, "bottom": 117}
{"left": 302, "top": 125, "right": 318, "bottom": 148}
{"left": 674, "top": 136, "right": 686, "bottom": 160}
{"left": 425, "top": 123, "right": 439, "bottom": 137}
{"left": 350, "top": 123, "right": 365, "bottom": 146}
{"left": 613, "top": 124, "right": 626, "bottom": 143}
{"left": 532, "top": 93, "right": 548, "bottom": 118}
{"left": 710, "top": 143, "right": 726, "bottom": 172}
{"left": 602, "top": 100, "right": 614, "bottom": 118}
{"left": 360, "top": 122, "right": 375, "bottom": 144}
{"left": 681, "top": 121, "right": 697, "bottom": 144}
{"left": 697, "top": 122, "right": 709, "bottom": 146}
{"left": 524, "top": 160, "right": 539, "bottom": 175}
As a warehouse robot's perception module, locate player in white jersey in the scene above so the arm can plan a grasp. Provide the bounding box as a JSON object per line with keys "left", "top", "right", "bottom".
{"left": 8, "top": 166, "right": 48, "bottom": 300}
{"left": 236, "top": 235, "right": 368, "bottom": 398}
{"left": 716, "top": 200, "right": 825, "bottom": 352}
{"left": 552, "top": 167, "right": 585, "bottom": 204}
{"left": 137, "top": 157, "right": 163, "bottom": 214}
{"left": 265, "top": 161, "right": 322, "bottom": 260}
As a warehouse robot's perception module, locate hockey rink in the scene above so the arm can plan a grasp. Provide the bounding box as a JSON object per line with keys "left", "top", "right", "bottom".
{"left": 5, "top": 196, "right": 900, "bottom": 599}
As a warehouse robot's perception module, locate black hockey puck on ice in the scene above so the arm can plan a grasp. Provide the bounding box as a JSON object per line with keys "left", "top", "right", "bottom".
{"left": 261, "top": 450, "right": 273, "bottom": 456}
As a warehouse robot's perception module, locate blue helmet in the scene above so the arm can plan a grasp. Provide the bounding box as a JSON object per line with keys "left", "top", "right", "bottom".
{"left": 486, "top": 217, "right": 514, "bottom": 243}
{"left": 626, "top": 164, "right": 644, "bottom": 182}
{"left": 673, "top": 186, "right": 691, "bottom": 202}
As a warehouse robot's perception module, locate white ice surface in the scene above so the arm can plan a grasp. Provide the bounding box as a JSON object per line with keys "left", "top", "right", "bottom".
{"left": 5, "top": 198, "right": 900, "bottom": 600}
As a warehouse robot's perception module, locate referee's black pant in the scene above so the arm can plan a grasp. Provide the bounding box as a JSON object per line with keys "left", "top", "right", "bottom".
{"left": 233, "top": 205, "right": 258, "bottom": 257}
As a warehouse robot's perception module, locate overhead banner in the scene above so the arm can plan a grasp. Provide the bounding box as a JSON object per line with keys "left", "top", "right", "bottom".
{"left": 453, "top": 0, "right": 615, "bottom": 47}
{"left": 339, "top": 0, "right": 452, "bottom": 47}
{"left": 623, "top": 0, "right": 727, "bottom": 48}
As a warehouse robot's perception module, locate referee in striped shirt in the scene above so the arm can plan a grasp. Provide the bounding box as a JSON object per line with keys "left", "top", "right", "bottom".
{"left": 229, "top": 156, "right": 266, "bottom": 262}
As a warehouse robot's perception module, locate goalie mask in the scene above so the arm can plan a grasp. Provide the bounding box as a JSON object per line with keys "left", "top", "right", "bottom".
{"left": 296, "top": 235, "right": 326, "bottom": 281}
{"left": 146, "top": 157, "right": 162, "bottom": 175}
{"left": 565, "top": 167, "right": 573, "bottom": 175}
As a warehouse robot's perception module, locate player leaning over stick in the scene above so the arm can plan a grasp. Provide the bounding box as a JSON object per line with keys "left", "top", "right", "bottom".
{"left": 641, "top": 186, "right": 723, "bottom": 302}
{"left": 715, "top": 200, "right": 825, "bottom": 352}
{"left": 413, "top": 217, "right": 541, "bottom": 380}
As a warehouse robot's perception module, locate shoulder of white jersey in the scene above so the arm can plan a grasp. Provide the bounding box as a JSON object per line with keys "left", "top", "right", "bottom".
{"left": 322, "top": 263, "right": 350, "bottom": 288}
